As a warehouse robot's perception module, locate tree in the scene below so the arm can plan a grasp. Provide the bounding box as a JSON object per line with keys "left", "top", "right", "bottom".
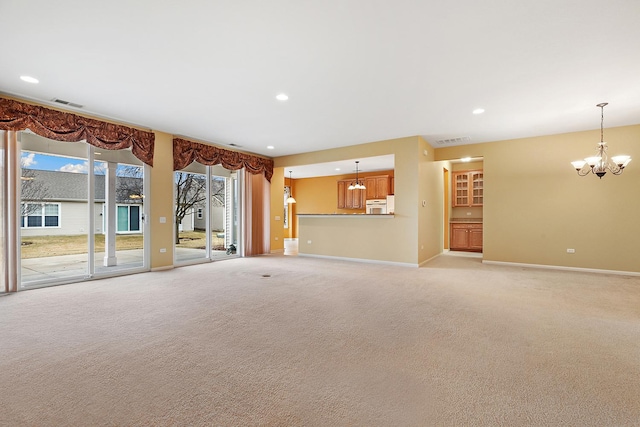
{"left": 174, "top": 172, "right": 207, "bottom": 241}
{"left": 115, "top": 164, "right": 144, "bottom": 202}
{"left": 174, "top": 172, "right": 227, "bottom": 241}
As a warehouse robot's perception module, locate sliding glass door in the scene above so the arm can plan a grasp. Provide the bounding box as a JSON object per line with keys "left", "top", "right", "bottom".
{"left": 175, "top": 162, "right": 241, "bottom": 264}
{"left": 17, "top": 131, "right": 149, "bottom": 288}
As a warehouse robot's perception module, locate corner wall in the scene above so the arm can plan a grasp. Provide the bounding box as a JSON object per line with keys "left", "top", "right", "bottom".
{"left": 436, "top": 124, "right": 640, "bottom": 273}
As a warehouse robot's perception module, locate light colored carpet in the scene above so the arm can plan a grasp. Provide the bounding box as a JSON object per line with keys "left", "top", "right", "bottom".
{"left": 1, "top": 254, "right": 639, "bottom": 426}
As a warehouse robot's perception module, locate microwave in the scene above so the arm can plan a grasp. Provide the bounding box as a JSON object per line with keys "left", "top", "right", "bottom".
{"left": 365, "top": 199, "right": 387, "bottom": 214}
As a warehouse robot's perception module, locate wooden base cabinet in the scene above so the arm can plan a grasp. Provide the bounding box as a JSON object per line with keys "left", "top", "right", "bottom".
{"left": 450, "top": 223, "right": 483, "bottom": 251}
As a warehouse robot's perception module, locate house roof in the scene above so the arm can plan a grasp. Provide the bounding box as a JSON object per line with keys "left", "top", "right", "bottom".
{"left": 1, "top": 1, "right": 639, "bottom": 159}
{"left": 23, "top": 170, "right": 143, "bottom": 204}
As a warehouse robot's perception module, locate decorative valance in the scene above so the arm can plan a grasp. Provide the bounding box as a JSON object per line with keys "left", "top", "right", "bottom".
{"left": 0, "top": 97, "right": 154, "bottom": 166}
{"left": 173, "top": 137, "right": 274, "bottom": 182}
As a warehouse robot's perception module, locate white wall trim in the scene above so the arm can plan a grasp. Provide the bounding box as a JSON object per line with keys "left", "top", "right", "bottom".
{"left": 418, "top": 252, "right": 442, "bottom": 267}
{"left": 151, "top": 265, "right": 174, "bottom": 272}
{"left": 298, "top": 253, "right": 417, "bottom": 268}
{"left": 482, "top": 260, "right": 640, "bottom": 277}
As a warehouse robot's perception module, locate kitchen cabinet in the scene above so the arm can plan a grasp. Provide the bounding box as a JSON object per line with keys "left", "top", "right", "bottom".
{"left": 364, "top": 175, "right": 390, "bottom": 200}
{"left": 337, "top": 180, "right": 366, "bottom": 209}
{"left": 450, "top": 223, "right": 483, "bottom": 251}
{"left": 453, "top": 170, "right": 483, "bottom": 207}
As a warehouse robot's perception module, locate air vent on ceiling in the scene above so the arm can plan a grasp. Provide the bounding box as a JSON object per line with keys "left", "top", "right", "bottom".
{"left": 435, "top": 136, "right": 471, "bottom": 145}
{"left": 51, "top": 98, "right": 84, "bottom": 108}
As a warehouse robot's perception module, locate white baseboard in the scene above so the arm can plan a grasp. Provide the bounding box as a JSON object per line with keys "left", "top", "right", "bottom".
{"left": 151, "top": 265, "right": 174, "bottom": 272}
{"left": 482, "top": 260, "right": 640, "bottom": 277}
{"left": 298, "top": 253, "right": 417, "bottom": 268}
{"left": 418, "top": 252, "right": 443, "bottom": 267}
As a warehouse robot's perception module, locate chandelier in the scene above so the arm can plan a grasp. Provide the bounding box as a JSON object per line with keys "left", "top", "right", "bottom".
{"left": 348, "top": 161, "right": 366, "bottom": 190}
{"left": 286, "top": 171, "right": 296, "bottom": 204}
{"left": 571, "top": 102, "right": 631, "bottom": 178}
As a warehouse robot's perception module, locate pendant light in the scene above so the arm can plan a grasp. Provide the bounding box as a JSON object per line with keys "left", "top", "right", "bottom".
{"left": 347, "top": 161, "right": 366, "bottom": 190}
{"left": 286, "top": 170, "right": 296, "bottom": 204}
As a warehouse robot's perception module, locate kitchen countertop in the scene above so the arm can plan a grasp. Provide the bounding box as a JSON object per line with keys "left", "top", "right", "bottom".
{"left": 450, "top": 218, "right": 483, "bottom": 223}
{"left": 297, "top": 213, "right": 394, "bottom": 218}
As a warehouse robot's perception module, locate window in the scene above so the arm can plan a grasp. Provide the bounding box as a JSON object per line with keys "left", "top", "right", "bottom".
{"left": 116, "top": 204, "right": 141, "bottom": 233}
{"left": 21, "top": 203, "right": 60, "bottom": 228}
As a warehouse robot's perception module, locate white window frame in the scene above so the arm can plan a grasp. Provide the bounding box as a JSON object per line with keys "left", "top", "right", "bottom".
{"left": 115, "top": 203, "right": 143, "bottom": 234}
{"left": 21, "top": 202, "right": 61, "bottom": 228}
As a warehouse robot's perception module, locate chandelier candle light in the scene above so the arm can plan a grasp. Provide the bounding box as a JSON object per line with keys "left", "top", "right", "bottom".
{"left": 571, "top": 102, "right": 631, "bottom": 178}
{"left": 348, "top": 161, "right": 366, "bottom": 190}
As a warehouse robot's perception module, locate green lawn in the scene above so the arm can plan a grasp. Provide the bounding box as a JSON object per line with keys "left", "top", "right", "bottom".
{"left": 20, "top": 230, "right": 224, "bottom": 259}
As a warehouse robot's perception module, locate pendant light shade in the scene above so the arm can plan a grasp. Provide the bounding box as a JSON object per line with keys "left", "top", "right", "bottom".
{"left": 286, "top": 170, "right": 296, "bottom": 204}
{"left": 347, "top": 161, "right": 366, "bottom": 190}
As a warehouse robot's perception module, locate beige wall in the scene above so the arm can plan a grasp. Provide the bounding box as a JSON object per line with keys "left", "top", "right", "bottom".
{"left": 274, "top": 136, "right": 442, "bottom": 265}
{"left": 270, "top": 168, "right": 285, "bottom": 252}
{"left": 437, "top": 124, "right": 640, "bottom": 273}
{"left": 149, "top": 131, "right": 175, "bottom": 269}
{"left": 417, "top": 138, "right": 444, "bottom": 264}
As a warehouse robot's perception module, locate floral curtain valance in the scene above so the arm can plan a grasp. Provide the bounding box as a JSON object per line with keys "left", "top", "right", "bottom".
{"left": 0, "top": 97, "right": 154, "bottom": 166}
{"left": 173, "top": 137, "right": 274, "bottom": 182}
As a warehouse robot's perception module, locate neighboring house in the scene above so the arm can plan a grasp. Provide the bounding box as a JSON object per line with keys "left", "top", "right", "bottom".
{"left": 192, "top": 199, "right": 225, "bottom": 232}
{"left": 20, "top": 169, "right": 143, "bottom": 237}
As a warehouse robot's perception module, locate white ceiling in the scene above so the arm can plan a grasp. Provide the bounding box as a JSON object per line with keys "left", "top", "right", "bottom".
{"left": 2, "top": 0, "right": 640, "bottom": 175}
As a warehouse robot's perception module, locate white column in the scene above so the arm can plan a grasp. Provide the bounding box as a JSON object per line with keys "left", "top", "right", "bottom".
{"left": 103, "top": 161, "right": 117, "bottom": 266}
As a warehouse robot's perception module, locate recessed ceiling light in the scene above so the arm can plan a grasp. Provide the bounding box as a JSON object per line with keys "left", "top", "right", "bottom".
{"left": 472, "top": 108, "right": 485, "bottom": 115}
{"left": 276, "top": 93, "right": 289, "bottom": 101}
{"left": 267, "top": 145, "right": 274, "bottom": 150}
{"left": 335, "top": 168, "right": 341, "bottom": 171}
{"left": 20, "top": 75, "right": 39, "bottom": 84}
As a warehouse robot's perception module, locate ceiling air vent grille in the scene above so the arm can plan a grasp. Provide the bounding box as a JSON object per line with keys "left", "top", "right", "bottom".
{"left": 435, "top": 136, "right": 470, "bottom": 145}
{"left": 51, "top": 98, "right": 84, "bottom": 108}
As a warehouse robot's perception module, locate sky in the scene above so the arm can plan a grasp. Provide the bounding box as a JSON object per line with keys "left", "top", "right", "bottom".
{"left": 21, "top": 152, "right": 138, "bottom": 175}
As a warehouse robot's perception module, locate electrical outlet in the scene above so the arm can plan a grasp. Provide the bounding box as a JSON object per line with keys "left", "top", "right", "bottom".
{"left": 566, "top": 248, "right": 575, "bottom": 254}
{"left": 307, "top": 240, "right": 312, "bottom": 244}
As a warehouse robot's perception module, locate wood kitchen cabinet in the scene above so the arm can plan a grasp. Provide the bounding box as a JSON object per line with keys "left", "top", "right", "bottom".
{"left": 337, "top": 180, "right": 366, "bottom": 209}
{"left": 450, "top": 223, "right": 483, "bottom": 251}
{"left": 364, "top": 175, "right": 390, "bottom": 200}
{"left": 453, "top": 170, "right": 483, "bottom": 207}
